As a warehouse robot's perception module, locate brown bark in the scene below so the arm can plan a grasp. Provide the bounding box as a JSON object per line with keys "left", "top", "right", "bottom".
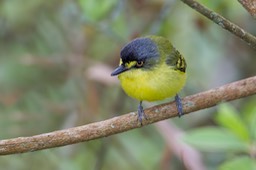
{"left": 180, "top": 0, "right": 256, "bottom": 49}
{"left": 0, "top": 76, "right": 255, "bottom": 155}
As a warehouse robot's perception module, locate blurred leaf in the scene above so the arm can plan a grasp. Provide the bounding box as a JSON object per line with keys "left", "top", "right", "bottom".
{"left": 111, "top": 129, "right": 163, "bottom": 170}
{"left": 242, "top": 99, "right": 256, "bottom": 141}
{"left": 88, "top": 35, "right": 118, "bottom": 60}
{"left": 218, "top": 156, "right": 256, "bottom": 170}
{"left": 215, "top": 104, "right": 250, "bottom": 142}
{"left": 1, "top": 0, "right": 42, "bottom": 26}
{"left": 183, "top": 127, "right": 248, "bottom": 152}
{"left": 249, "top": 112, "right": 256, "bottom": 141}
{"left": 79, "top": 0, "right": 118, "bottom": 21}
{"left": 111, "top": 14, "right": 128, "bottom": 39}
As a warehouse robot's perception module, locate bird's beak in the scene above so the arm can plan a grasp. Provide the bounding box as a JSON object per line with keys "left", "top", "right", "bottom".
{"left": 111, "top": 65, "right": 128, "bottom": 76}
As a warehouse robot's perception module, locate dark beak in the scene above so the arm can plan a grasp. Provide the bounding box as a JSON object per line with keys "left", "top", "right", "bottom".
{"left": 111, "top": 65, "right": 128, "bottom": 76}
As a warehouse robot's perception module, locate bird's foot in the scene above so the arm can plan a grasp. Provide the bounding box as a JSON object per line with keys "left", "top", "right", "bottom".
{"left": 137, "top": 101, "right": 147, "bottom": 125}
{"left": 175, "top": 94, "right": 183, "bottom": 117}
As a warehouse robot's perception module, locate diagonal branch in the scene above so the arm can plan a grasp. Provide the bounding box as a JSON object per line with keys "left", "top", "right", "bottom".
{"left": 180, "top": 0, "right": 256, "bottom": 49}
{"left": 0, "top": 76, "right": 256, "bottom": 155}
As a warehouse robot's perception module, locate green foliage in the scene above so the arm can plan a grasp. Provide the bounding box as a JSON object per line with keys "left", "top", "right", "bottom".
{"left": 79, "top": 0, "right": 118, "bottom": 21}
{"left": 183, "top": 127, "right": 248, "bottom": 152}
{"left": 183, "top": 103, "right": 256, "bottom": 169}
{"left": 243, "top": 100, "right": 256, "bottom": 141}
{"left": 219, "top": 156, "right": 256, "bottom": 170}
{"left": 215, "top": 104, "right": 250, "bottom": 142}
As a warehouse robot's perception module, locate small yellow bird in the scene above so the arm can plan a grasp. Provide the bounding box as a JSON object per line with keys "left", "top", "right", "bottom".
{"left": 111, "top": 35, "right": 187, "bottom": 123}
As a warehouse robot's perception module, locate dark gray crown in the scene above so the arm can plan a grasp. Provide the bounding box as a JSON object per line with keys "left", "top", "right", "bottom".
{"left": 120, "top": 37, "right": 159, "bottom": 63}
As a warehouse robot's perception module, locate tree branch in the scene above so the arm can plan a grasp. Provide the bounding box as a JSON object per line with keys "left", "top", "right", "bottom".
{"left": 238, "top": 0, "right": 256, "bottom": 18}
{"left": 0, "top": 76, "right": 256, "bottom": 155}
{"left": 180, "top": 0, "right": 256, "bottom": 49}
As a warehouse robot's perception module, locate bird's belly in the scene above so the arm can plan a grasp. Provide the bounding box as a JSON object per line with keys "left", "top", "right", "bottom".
{"left": 118, "top": 67, "right": 186, "bottom": 101}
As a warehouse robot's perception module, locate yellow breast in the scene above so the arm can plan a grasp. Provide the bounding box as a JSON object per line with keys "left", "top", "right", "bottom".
{"left": 118, "top": 63, "right": 186, "bottom": 101}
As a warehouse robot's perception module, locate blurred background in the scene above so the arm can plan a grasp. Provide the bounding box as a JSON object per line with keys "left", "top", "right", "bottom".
{"left": 0, "top": 0, "right": 255, "bottom": 169}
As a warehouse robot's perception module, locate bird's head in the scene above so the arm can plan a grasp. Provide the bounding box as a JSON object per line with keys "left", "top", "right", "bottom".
{"left": 111, "top": 36, "right": 162, "bottom": 76}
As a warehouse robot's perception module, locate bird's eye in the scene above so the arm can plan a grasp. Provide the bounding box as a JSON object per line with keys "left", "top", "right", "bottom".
{"left": 136, "top": 61, "right": 144, "bottom": 67}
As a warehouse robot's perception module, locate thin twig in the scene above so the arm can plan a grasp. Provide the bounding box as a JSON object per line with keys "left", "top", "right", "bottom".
{"left": 180, "top": 0, "right": 256, "bottom": 48}
{"left": 0, "top": 76, "right": 256, "bottom": 155}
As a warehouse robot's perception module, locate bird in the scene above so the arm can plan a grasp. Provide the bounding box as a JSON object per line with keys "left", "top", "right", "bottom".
{"left": 111, "top": 35, "right": 187, "bottom": 124}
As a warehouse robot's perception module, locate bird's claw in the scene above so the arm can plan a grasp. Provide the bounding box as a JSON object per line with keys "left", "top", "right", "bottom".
{"left": 137, "top": 101, "right": 147, "bottom": 125}
{"left": 175, "top": 94, "right": 183, "bottom": 117}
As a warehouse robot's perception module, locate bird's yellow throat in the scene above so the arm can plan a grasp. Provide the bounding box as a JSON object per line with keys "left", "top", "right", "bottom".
{"left": 118, "top": 62, "right": 186, "bottom": 101}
